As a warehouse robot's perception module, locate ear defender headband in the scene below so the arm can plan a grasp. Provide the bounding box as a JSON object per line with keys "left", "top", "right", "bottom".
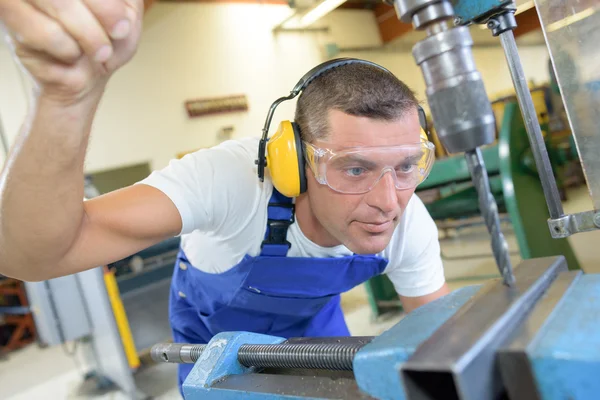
{"left": 256, "top": 57, "right": 427, "bottom": 198}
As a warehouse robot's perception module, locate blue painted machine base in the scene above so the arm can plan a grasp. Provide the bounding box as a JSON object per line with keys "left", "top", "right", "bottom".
{"left": 182, "top": 331, "right": 286, "bottom": 399}
{"left": 181, "top": 275, "right": 600, "bottom": 400}
{"left": 353, "top": 285, "right": 481, "bottom": 400}
{"left": 181, "top": 286, "right": 483, "bottom": 400}
{"left": 528, "top": 274, "right": 600, "bottom": 400}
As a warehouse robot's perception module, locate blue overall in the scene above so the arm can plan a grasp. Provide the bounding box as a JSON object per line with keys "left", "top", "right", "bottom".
{"left": 168, "top": 188, "right": 389, "bottom": 390}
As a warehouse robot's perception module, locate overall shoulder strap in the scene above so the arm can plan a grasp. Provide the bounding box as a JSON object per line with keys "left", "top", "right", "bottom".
{"left": 260, "top": 188, "right": 295, "bottom": 257}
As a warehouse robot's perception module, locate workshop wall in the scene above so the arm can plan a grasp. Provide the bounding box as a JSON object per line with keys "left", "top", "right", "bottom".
{"left": 0, "top": 2, "right": 381, "bottom": 173}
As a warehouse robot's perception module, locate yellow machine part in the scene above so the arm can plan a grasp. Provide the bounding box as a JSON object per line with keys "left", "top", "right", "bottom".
{"left": 103, "top": 267, "right": 141, "bottom": 370}
{"left": 490, "top": 85, "right": 550, "bottom": 137}
{"left": 530, "top": 88, "right": 550, "bottom": 128}
{"left": 427, "top": 124, "right": 447, "bottom": 158}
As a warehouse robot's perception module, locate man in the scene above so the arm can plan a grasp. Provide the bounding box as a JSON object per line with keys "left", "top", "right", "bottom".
{"left": 0, "top": 0, "right": 449, "bottom": 390}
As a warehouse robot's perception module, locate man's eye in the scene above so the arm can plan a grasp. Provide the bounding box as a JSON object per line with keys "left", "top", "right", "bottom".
{"left": 398, "top": 164, "right": 416, "bottom": 173}
{"left": 345, "top": 167, "right": 366, "bottom": 177}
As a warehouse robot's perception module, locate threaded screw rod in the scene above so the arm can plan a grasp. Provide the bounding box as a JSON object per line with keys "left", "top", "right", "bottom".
{"left": 151, "top": 343, "right": 207, "bottom": 364}
{"left": 151, "top": 342, "right": 367, "bottom": 370}
{"left": 237, "top": 343, "right": 364, "bottom": 371}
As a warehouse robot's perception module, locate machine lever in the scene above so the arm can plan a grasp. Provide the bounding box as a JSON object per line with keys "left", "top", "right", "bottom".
{"left": 488, "top": 10, "right": 565, "bottom": 222}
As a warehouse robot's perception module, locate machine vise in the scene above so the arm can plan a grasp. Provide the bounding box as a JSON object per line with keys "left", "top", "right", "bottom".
{"left": 152, "top": 256, "right": 600, "bottom": 400}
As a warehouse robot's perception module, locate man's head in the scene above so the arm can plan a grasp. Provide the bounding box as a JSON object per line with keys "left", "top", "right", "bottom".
{"left": 294, "top": 62, "right": 428, "bottom": 255}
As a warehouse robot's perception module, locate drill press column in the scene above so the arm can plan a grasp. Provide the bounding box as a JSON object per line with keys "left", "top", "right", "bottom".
{"left": 392, "top": 0, "right": 516, "bottom": 285}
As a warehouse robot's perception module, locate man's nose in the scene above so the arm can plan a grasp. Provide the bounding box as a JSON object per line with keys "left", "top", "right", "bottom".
{"left": 365, "top": 170, "right": 398, "bottom": 213}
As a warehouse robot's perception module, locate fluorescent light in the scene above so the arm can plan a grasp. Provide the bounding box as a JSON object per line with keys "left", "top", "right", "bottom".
{"left": 546, "top": 7, "right": 596, "bottom": 32}
{"left": 299, "top": 0, "right": 347, "bottom": 27}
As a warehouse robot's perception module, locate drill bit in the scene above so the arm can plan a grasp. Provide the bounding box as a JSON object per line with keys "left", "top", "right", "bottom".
{"left": 465, "top": 148, "right": 516, "bottom": 286}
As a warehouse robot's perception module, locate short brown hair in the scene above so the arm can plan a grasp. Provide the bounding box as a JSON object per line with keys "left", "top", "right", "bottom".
{"left": 295, "top": 62, "right": 419, "bottom": 142}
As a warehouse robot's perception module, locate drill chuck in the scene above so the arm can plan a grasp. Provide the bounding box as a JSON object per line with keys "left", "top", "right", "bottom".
{"left": 392, "top": 0, "right": 496, "bottom": 154}
{"left": 413, "top": 26, "right": 496, "bottom": 153}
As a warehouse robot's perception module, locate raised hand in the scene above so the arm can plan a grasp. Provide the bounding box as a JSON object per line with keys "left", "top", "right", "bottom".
{"left": 0, "top": 0, "right": 144, "bottom": 104}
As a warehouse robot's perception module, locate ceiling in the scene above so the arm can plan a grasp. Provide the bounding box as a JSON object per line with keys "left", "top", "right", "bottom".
{"left": 148, "top": 0, "right": 546, "bottom": 47}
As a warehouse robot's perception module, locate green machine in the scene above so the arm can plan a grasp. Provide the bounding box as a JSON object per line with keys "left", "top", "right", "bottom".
{"left": 363, "top": 100, "right": 581, "bottom": 319}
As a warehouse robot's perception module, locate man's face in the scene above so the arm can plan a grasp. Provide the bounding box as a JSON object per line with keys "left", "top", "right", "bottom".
{"left": 305, "top": 108, "right": 422, "bottom": 254}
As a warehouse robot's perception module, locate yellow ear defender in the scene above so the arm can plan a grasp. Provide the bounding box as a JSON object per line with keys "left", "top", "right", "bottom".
{"left": 262, "top": 120, "right": 307, "bottom": 198}
{"left": 256, "top": 58, "right": 429, "bottom": 198}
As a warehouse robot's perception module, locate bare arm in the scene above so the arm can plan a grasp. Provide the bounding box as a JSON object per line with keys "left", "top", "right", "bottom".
{"left": 400, "top": 283, "right": 451, "bottom": 313}
{"left": 0, "top": 0, "right": 178, "bottom": 281}
{"left": 0, "top": 88, "right": 182, "bottom": 281}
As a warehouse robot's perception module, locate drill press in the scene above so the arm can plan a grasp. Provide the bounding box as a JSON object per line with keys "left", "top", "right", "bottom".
{"left": 392, "top": 0, "right": 516, "bottom": 286}
{"left": 150, "top": 1, "right": 600, "bottom": 399}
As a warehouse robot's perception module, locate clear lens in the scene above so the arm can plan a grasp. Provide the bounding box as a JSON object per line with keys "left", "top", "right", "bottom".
{"left": 304, "top": 141, "right": 435, "bottom": 194}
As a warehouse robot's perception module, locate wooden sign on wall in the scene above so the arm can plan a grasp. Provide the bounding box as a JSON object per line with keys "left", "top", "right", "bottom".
{"left": 185, "top": 94, "right": 249, "bottom": 118}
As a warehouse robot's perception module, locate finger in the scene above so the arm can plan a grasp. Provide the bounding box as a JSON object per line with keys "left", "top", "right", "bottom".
{"left": 124, "top": 0, "right": 145, "bottom": 16}
{"left": 124, "top": 0, "right": 145, "bottom": 32}
{"left": 28, "top": 0, "right": 114, "bottom": 63}
{"left": 121, "top": 0, "right": 144, "bottom": 39}
{"left": 0, "top": 0, "right": 81, "bottom": 63}
{"left": 82, "top": 0, "right": 134, "bottom": 40}
{"left": 15, "top": 46, "right": 68, "bottom": 80}
{"left": 15, "top": 46, "right": 108, "bottom": 99}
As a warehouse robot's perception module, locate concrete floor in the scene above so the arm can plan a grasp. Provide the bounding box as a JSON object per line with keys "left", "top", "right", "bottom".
{"left": 2, "top": 186, "right": 598, "bottom": 400}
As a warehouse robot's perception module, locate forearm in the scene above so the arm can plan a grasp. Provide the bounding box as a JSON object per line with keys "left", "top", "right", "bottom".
{"left": 0, "top": 89, "right": 104, "bottom": 280}
{"left": 400, "top": 283, "right": 451, "bottom": 313}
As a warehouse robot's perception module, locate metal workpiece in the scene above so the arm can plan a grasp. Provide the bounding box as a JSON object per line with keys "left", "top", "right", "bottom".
{"left": 238, "top": 343, "right": 366, "bottom": 371}
{"left": 497, "top": 270, "right": 582, "bottom": 400}
{"left": 400, "top": 256, "right": 568, "bottom": 400}
{"left": 412, "top": 27, "right": 496, "bottom": 153}
{"left": 151, "top": 343, "right": 206, "bottom": 364}
{"left": 497, "top": 28, "right": 565, "bottom": 221}
{"left": 465, "top": 148, "right": 515, "bottom": 286}
{"left": 354, "top": 285, "right": 482, "bottom": 400}
{"left": 392, "top": 0, "right": 451, "bottom": 24}
{"left": 547, "top": 209, "right": 600, "bottom": 238}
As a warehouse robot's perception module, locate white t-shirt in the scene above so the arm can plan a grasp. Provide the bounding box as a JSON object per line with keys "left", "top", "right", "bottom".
{"left": 137, "top": 137, "right": 445, "bottom": 298}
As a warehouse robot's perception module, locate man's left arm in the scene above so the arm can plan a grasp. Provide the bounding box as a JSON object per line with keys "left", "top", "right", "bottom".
{"left": 399, "top": 283, "right": 450, "bottom": 313}
{"left": 384, "top": 195, "right": 450, "bottom": 313}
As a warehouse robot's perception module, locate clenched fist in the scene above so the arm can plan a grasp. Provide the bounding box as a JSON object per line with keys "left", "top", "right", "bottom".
{"left": 0, "top": 0, "right": 144, "bottom": 105}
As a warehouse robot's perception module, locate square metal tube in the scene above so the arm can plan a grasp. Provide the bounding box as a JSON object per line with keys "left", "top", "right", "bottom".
{"left": 400, "top": 256, "right": 568, "bottom": 400}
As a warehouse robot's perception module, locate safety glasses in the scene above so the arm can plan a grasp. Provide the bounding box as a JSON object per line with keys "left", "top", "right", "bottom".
{"left": 303, "top": 140, "right": 435, "bottom": 194}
